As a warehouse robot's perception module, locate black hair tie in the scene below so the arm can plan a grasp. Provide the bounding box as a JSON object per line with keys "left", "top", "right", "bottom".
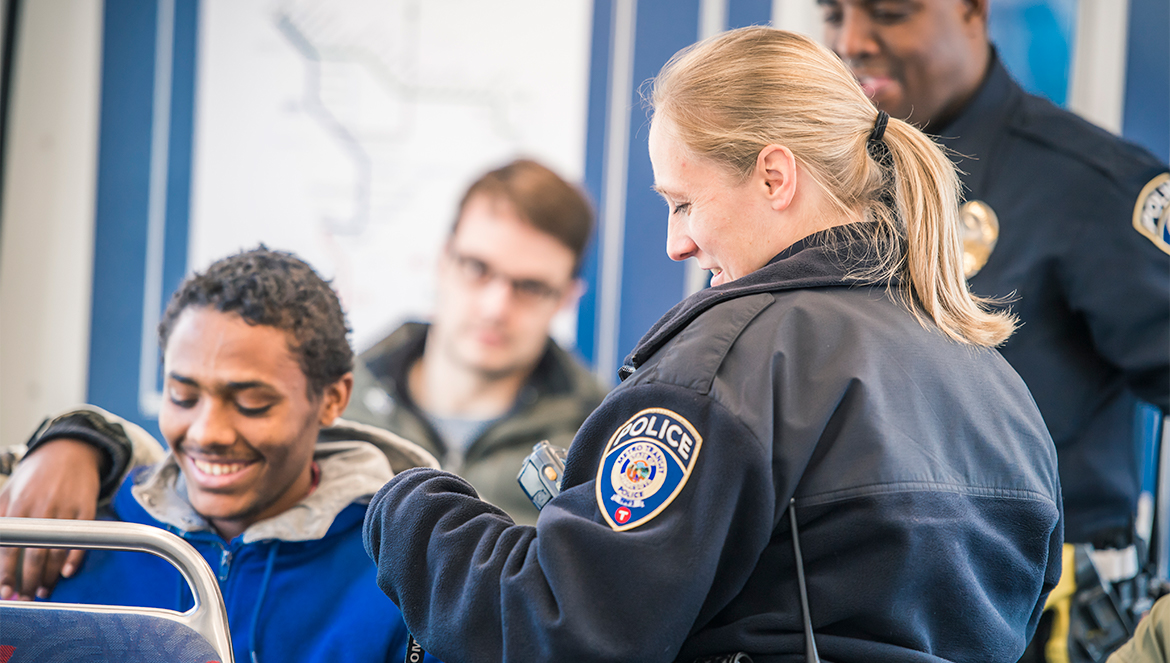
{"left": 868, "top": 110, "right": 889, "bottom": 143}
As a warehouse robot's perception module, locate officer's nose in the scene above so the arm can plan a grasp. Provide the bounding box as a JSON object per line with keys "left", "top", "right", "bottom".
{"left": 667, "top": 218, "right": 698, "bottom": 263}
{"left": 828, "top": 9, "right": 879, "bottom": 63}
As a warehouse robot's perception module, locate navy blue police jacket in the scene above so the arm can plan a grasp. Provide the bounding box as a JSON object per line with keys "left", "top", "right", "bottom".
{"left": 937, "top": 54, "right": 1170, "bottom": 546}
{"left": 364, "top": 229, "right": 1064, "bottom": 663}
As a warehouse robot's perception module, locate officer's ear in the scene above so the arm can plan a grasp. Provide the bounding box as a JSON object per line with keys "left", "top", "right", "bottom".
{"left": 757, "top": 144, "right": 798, "bottom": 213}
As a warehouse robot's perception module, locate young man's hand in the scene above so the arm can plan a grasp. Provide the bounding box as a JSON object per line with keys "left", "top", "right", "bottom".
{"left": 0, "top": 439, "right": 101, "bottom": 600}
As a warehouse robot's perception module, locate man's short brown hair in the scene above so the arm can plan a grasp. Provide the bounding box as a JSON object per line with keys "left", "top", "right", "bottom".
{"left": 455, "top": 159, "right": 594, "bottom": 276}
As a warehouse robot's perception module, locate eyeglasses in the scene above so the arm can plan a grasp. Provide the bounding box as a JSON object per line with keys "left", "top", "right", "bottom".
{"left": 447, "top": 248, "right": 566, "bottom": 305}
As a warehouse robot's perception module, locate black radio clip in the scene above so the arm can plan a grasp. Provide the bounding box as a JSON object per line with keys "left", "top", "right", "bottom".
{"left": 517, "top": 441, "right": 568, "bottom": 511}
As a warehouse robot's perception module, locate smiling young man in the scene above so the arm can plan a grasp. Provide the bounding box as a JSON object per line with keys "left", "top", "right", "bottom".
{"left": 819, "top": 1, "right": 1170, "bottom": 659}
{"left": 2, "top": 248, "right": 439, "bottom": 663}
{"left": 345, "top": 159, "right": 608, "bottom": 524}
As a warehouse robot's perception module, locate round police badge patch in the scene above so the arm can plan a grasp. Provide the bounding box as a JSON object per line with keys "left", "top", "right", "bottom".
{"left": 596, "top": 408, "right": 702, "bottom": 531}
{"left": 1133, "top": 172, "right": 1170, "bottom": 255}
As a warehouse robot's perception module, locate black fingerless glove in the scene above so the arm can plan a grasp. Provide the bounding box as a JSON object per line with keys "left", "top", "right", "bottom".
{"left": 25, "top": 412, "right": 133, "bottom": 500}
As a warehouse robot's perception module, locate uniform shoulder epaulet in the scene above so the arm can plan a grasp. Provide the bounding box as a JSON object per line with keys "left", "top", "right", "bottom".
{"left": 1007, "top": 92, "right": 1166, "bottom": 193}
{"left": 634, "top": 292, "right": 775, "bottom": 392}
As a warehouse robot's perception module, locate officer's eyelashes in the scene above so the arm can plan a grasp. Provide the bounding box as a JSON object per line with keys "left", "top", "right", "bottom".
{"left": 652, "top": 188, "right": 691, "bottom": 216}
{"left": 448, "top": 248, "right": 564, "bottom": 305}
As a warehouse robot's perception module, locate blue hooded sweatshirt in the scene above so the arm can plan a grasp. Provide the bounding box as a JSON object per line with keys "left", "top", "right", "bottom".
{"left": 47, "top": 418, "right": 440, "bottom": 663}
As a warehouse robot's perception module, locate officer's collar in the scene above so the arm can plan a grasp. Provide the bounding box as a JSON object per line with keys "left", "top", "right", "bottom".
{"left": 933, "top": 49, "right": 1022, "bottom": 196}
{"left": 619, "top": 224, "right": 894, "bottom": 380}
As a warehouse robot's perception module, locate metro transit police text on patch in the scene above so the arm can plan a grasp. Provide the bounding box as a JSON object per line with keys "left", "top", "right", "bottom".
{"left": 611, "top": 412, "right": 697, "bottom": 461}
{"left": 596, "top": 408, "right": 703, "bottom": 532}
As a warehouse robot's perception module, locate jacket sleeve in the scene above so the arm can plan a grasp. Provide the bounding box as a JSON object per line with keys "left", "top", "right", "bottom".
{"left": 363, "top": 382, "right": 776, "bottom": 663}
{"left": 25, "top": 405, "right": 166, "bottom": 500}
{"left": 1063, "top": 167, "right": 1170, "bottom": 412}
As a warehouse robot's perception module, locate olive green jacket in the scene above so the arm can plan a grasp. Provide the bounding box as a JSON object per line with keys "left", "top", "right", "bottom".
{"left": 1108, "top": 593, "right": 1170, "bottom": 662}
{"left": 344, "top": 322, "right": 607, "bottom": 525}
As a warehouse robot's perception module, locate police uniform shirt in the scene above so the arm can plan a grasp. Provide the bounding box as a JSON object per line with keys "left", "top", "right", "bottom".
{"left": 936, "top": 53, "right": 1170, "bottom": 546}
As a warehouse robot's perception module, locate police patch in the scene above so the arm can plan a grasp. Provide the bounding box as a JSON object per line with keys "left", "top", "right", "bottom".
{"left": 1133, "top": 172, "right": 1170, "bottom": 255}
{"left": 596, "top": 408, "right": 702, "bottom": 531}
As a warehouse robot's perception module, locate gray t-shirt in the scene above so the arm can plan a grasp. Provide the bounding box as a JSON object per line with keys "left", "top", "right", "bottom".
{"left": 428, "top": 414, "right": 498, "bottom": 470}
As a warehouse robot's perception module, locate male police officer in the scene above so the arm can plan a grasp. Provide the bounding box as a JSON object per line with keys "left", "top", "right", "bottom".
{"left": 342, "top": 159, "right": 607, "bottom": 524}
{"left": 818, "top": 1, "right": 1170, "bottom": 659}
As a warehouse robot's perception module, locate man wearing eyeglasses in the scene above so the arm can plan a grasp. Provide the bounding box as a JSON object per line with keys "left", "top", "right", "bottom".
{"left": 345, "top": 159, "right": 608, "bottom": 524}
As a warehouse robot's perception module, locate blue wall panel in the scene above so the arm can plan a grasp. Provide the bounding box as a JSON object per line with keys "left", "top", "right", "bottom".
{"left": 88, "top": 0, "right": 159, "bottom": 428}
{"left": 578, "top": 0, "right": 616, "bottom": 368}
{"left": 88, "top": 0, "right": 196, "bottom": 437}
{"left": 988, "top": 0, "right": 1077, "bottom": 106}
{"left": 164, "top": 0, "right": 197, "bottom": 323}
{"left": 728, "top": 0, "right": 773, "bottom": 29}
{"left": 615, "top": 0, "right": 701, "bottom": 368}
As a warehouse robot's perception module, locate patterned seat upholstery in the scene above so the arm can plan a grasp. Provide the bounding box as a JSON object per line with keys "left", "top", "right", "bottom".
{"left": 0, "top": 518, "right": 233, "bottom": 663}
{"left": 0, "top": 607, "right": 222, "bottom": 663}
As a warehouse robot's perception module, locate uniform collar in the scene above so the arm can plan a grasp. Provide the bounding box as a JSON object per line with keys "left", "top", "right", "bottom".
{"left": 621, "top": 224, "right": 894, "bottom": 378}
{"left": 934, "top": 50, "right": 1024, "bottom": 197}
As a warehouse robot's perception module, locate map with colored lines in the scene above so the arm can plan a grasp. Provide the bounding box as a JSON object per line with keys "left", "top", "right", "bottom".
{"left": 188, "top": 0, "right": 592, "bottom": 350}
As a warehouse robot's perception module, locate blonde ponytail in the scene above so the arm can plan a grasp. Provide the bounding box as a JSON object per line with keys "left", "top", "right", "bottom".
{"left": 879, "top": 118, "right": 1016, "bottom": 346}
{"left": 650, "top": 26, "right": 1015, "bottom": 347}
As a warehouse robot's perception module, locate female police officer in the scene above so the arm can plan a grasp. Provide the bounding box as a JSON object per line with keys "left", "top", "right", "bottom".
{"left": 363, "top": 27, "right": 1062, "bottom": 663}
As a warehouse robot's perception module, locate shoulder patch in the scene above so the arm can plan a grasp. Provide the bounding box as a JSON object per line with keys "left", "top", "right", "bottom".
{"left": 596, "top": 408, "right": 702, "bottom": 531}
{"left": 1133, "top": 172, "right": 1170, "bottom": 255}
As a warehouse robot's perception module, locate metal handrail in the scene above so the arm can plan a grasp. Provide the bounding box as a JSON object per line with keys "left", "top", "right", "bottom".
{"left": 0, "top": 517, "right": 234, "bottom": 663}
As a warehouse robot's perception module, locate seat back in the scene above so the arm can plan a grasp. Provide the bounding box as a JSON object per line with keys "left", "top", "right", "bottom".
{"left": 0, "top": 517, "right": 233, "bottom": 663}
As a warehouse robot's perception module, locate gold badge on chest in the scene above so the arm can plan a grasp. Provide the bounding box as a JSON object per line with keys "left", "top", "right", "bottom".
{"left": 960, "top": 200, "right": 999, "bottom": 278}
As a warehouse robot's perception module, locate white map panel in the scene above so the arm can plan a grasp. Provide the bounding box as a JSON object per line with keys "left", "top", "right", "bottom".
{"left": 189, "top": 0, "right": 593, "bottom": 351}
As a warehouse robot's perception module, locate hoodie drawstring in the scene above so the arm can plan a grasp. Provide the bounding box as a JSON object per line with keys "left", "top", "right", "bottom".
{"left": 249, "top": 541, "right": 280, "bottom": 663}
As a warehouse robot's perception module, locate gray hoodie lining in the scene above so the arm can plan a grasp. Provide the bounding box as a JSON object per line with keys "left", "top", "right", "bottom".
{"left": 131, "top": 440, "right": 394, "bottom": 544}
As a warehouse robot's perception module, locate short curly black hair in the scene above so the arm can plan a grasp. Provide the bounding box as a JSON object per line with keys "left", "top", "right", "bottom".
{"left": 158, "top": 247, "right": 354, "bottom": 396}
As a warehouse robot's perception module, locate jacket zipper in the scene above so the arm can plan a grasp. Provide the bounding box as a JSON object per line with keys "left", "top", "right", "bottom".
{"left": 218, "top": 547, "right": 233, "bottom": 583}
